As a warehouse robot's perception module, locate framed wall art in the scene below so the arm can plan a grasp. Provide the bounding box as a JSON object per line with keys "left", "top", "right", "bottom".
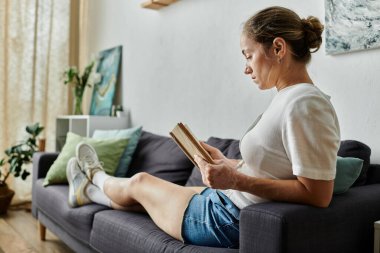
{"left": 325, "top": 0, "right": 380, "bottom": 55}
{"left": 90, "top": 45, "right": 122, "bottom": 115}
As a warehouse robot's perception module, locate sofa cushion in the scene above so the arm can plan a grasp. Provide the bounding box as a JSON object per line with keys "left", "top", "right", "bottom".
{"left": 35, "top": 179, "right": 109, "bottom": 243}
{"left": 206, "top": 137, "right": 242, "bottom": 159}
{"left": 90, "top": 210, "right": 238, "bottom": 253}
{"left": 366, "top": 164, "right": 380, "bottom": 185}
{"left": 93, "top": 126, "right": 143, "bottom": 177}
{"left": 44, "top": 132, "right": 129, "bottom": 186}
{"left": 338, "top": 140, "right": 371, "bottom": 186}
{"left": 126, "top": 131, "right": 194, "bottom": 185}
{"left": 186, "top": 137, "right": 241, "bottom": 186}
{"left": 333, "top": 156, "right": 363, "bottom": 194}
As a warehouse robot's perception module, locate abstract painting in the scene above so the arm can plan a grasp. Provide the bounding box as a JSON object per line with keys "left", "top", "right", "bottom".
{"left": 90, "top": 45, "right": 122, "bottom": 115}
{"left": 325, "top": 0, "right": 380, "bottom": 54}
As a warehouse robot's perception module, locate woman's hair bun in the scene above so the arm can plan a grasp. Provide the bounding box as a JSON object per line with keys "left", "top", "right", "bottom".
{"left": 243, "top": 7, "right": 324, "bottom": 63}
{"left": 301, "top": 16, "right": 324, "bottom": 52}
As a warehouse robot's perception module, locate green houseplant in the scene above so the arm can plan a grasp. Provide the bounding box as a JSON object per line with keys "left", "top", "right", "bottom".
{"left": 0, "top": 122, "right": 44, "bottom": 214}
{"left": 63, "top": 61, "right": 101, "bottom": 115}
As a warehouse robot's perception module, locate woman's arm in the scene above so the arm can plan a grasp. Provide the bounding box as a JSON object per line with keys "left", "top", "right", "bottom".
{"left": 195, "top": 142, "right": 334, "bottom": 208}
{"left": 195, "top": 155, "right": 333, "bottom": 208}
{"left": 235, "top": 173, "right": 333, "bottom": 208}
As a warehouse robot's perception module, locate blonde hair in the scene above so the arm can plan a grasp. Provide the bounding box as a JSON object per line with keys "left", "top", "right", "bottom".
{"left": 243, "top": 6, "right": 324, "bottom": 63}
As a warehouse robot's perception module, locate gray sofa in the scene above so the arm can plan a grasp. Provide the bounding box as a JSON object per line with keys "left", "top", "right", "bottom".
{"left": 32, "top": 131, "right": 380, "bottom": 253}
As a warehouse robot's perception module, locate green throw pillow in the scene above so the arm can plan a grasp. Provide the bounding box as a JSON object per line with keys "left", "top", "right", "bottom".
{"left": 333, "top": 156, "right": 363, "bottom": 194}
{"left": 43, "top": 132, "right": 129, "bottom": 186}
{"left": 92, "top": 126, "right": 143, "bottom": 177}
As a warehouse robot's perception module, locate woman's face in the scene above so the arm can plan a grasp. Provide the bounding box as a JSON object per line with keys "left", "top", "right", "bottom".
{"left": 240, "top": 34, "right": 277, "bottom": 90}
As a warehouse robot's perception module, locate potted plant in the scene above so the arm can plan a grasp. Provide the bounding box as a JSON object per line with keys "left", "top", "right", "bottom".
{"left": 63, "top": 61, "right": 101, "bottom": 115}
{"left": 0, "top": 122, "right": 44, "bottom": 214}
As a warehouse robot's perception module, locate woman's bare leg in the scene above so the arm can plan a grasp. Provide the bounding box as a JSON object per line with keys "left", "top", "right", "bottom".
{"left": 111, "top": 202, "right": 146, "bottom": 212}
{"left": 186, "top": 186, "right": 206, "bottom": 194}
{"left": 110, "top": 187, "right": 205, "bottom": 212}
{"left": 103, "top": 173, "right": 206, "bottom": 240}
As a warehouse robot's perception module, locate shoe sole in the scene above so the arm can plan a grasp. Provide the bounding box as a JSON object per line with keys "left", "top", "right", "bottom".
{"left": 66, "top": 157, "right": 77, "bottom": 208}
{"left": 67, "top": 157, "right": 76, "bottom": 187}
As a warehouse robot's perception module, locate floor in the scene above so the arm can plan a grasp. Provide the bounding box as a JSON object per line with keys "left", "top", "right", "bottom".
{"left": 0, "top": 204, "right": 73, "bottom": 253}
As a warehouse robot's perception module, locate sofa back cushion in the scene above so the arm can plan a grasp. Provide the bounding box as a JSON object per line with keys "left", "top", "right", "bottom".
{"left": 186, "top": 137, "right": 241, "bottom": 186}
{"left": 337, "top": 140, "right": 371, "bottom": 186}
{"left": 206, "top": 137, "right": 242, "bottom": 159}
{"left": 127, "top": 131, "right": 194, "bottom": 185}
{"left": 365, "top": 164, "right": 380, "bottom": 185}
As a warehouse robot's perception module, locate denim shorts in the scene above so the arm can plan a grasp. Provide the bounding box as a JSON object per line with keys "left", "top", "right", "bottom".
{"left": 181, "top": 188, "right": 240, "bottom": 248}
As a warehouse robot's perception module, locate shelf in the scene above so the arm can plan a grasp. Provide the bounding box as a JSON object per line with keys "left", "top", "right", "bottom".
{"left": 55, "top": 115, "right": 130, "bottom": 151}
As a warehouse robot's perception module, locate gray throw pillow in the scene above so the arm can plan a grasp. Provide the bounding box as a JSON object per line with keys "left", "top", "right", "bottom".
{"left": 127, "top": 131, "right": 194, "bottom": 185}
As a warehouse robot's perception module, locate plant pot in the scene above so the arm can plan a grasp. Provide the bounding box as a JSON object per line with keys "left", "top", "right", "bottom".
{"left": 0, "top": 184, "right": 15, "bottom": 215}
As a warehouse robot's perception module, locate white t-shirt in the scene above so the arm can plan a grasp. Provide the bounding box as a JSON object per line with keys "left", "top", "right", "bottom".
{"left": 222, "top": 83, "right": 341, "bottom": 209}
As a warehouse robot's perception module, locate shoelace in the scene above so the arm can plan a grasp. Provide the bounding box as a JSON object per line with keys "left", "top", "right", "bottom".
{"left": 80, "top": 151, "right": 104, "bottom": 170}
{"left": 81, "top": 159, "right": 104, "bottom": 170}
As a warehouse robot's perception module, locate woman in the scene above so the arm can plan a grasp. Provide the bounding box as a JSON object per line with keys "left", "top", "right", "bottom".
{"left": 66, "top": 6, "right": 340, "bottom": 249}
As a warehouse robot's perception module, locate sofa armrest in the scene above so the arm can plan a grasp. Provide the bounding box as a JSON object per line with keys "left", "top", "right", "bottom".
{"left": 239, "top": 202, "right": 329, "bottom": 253}
{"left": 32, "top": 152, "right": 58, "bottom": 218}
{"left": 239, "top": 184, "right": 380, "bottom": 253}
{"left": 239, "top": 202, "right": 285, "bottom": 253}
{"left": 32, "top": 152, "right": 59, "bottom": 179}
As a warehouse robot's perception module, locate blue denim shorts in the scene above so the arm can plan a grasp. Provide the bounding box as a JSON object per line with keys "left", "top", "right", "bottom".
{"left": 181, "top": 188, "right": 240, "bottom": 248}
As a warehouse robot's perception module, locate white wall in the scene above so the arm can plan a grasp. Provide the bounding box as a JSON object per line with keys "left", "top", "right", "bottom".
{"left": 86, "top": 0, "right": 380, "bottom": 163}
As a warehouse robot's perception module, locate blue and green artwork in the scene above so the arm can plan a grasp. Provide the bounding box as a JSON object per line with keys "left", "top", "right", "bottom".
{"left": 90, "top": 45, "right": 122, "bottom": 115}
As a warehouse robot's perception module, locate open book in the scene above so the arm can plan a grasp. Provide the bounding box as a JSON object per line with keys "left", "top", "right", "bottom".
{"left": 170, "top": 123, "right": 213, "bottom": 167}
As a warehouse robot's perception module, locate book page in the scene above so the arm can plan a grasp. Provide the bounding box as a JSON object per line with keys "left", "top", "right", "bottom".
{"left": 170, "top": 123, "right": 213, "bottom": 166}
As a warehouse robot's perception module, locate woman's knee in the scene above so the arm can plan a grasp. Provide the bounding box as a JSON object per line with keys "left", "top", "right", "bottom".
{"left": 129, "top": 172, "right": 151, "bottom": 187}
{"left": 126, "top": 172, "right": 154, "bottom": 199}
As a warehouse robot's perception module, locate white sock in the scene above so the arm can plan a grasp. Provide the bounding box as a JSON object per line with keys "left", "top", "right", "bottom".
{"left": 86, "top": 184, "right": 111, "bottom": 207}
{"left": 92, "top": 171, "right": 111, "bottom": 192}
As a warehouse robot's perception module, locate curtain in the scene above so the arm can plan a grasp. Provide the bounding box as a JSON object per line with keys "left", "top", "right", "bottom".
{"left": 0, "top": 0, "right": 71, "bottom": 204}
{"left": 77, "top": 0, "right": 91, "bottom": 114}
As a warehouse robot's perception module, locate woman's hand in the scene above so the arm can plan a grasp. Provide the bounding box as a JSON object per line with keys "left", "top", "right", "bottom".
{"left": 194, "top": 155, "right": 239, "bottom": 190}
{"left": 200, "top": 142, "right": 242, "bottom": 169}
{"left": 199, "top": 142, "right": 226, "bottom": 160}
{"left": 194, "top": 151, "right": 239, "bottom": 190}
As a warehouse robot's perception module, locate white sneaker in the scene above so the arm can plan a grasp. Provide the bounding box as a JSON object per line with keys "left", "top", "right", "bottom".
{"left": 66, "top": 157, "right": 92, "bottom": 208}
{"left": 76, "top": 142, "right": 104, "bottom": 181}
